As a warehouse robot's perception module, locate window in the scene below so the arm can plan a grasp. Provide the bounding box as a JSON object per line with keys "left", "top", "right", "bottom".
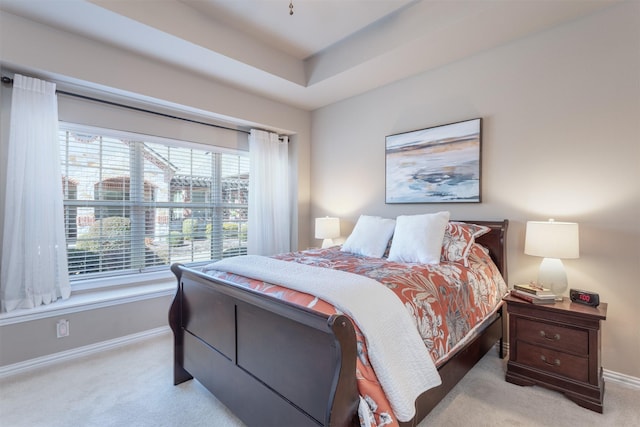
{"left": 59, "top": 124, "right": 249, "bottom": 280}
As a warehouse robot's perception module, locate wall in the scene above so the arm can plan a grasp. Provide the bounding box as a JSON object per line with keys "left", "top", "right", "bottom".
{"left": 0, "top": 11, "right": 311, "bottom": 368}
{"left": 311, "top": 2, "right": 640, "bottom": 377}
{"left": 0, "top": 10, "right": 312, "bottom": 251}
{"left": 0, "top": 292, "right": 173, "bottom": 368}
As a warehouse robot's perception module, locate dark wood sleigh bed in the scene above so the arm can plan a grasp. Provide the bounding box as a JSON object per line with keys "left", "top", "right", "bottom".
{"left": 168, "top": 219, "right": 509, "bottom": 427}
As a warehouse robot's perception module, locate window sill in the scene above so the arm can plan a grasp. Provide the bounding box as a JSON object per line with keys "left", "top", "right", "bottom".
{"left": 69, "top": 269, "right": 176, "bottom": 292}
{"left": 0, "top": 271, "right": 177, "bottom": 326}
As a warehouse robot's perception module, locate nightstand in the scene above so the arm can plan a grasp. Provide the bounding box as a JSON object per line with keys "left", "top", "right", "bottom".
{"left": 504, "top": 294, "right": 607, "bottom": 413}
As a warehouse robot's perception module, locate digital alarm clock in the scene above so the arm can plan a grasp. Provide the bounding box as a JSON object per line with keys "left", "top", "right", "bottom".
{"left": 569, "top": 288, "right": 600, "bottom": 307}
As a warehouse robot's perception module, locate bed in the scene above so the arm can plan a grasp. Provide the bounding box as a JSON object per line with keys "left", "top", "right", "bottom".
{"left": 168, "top": 219, "right": 508, "bottom": 427}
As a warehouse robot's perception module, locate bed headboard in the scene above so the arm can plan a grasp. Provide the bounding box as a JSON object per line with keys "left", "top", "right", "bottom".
{"left": 464, "top": 219, "right": 509, "bottom": 284}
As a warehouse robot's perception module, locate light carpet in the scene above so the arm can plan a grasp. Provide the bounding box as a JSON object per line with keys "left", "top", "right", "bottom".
{"left": 1, "top": 333, "right": 638, "bottom": 427}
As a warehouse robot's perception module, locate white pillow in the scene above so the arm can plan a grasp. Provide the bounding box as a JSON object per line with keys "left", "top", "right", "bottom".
{"left": 388, "top": 211, "right": 451, "bottom": 264}
{"left": 341, "top": 215, "right": 396, "bottom": 258}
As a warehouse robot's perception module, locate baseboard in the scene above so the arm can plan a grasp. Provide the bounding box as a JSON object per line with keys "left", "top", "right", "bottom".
{"left": 0, "top": 326, "right": 171, "bottom": 379}
{"left": 604, "top": 368, "right": 640, "bottom": 390}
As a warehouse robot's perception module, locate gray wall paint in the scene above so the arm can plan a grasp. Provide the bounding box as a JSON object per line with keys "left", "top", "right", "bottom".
{"left": 0, "top": 295, "right": 173, "bottom": 367}
{"left": 0, "top": 10, "right": 311, "bottom": 369}
{"left": 0, "top": 3, "right": 638, "bottom": 378}
{"left": 0, "top": 10, "right": 312, "bottom": 252}
{"left": 310, "top": 2, "right": 640, "bottom": 377}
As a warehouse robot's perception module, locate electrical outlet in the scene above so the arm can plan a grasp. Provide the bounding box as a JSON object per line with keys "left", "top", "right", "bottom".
{"left": 56, "top": 319, "right": 69, "bottom": 338}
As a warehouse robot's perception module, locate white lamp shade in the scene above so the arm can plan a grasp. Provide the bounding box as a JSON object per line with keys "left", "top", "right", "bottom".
{"left": 315, "top": 217, "right": 340, "bottom": 239}
{"left": 524, "top": 220, "right": 579, "bottom": 259}
{"left": 525, "top": 219, "right": 579, "bottom": 300}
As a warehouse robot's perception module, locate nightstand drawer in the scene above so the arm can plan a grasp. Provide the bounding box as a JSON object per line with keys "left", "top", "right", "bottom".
{"left": 516, "top": 317, "right": 588, "bottom": 355}
{"left": 516, "top": 341, "right": 588, "bottom": 382}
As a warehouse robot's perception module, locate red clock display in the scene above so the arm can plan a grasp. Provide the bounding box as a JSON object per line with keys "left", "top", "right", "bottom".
{"left": 570, "top": 289, "right": 600, "bottom": 307}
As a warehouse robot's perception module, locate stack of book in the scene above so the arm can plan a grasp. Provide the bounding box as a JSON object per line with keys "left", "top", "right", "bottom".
{"left": 510, "top": 283, "right": 557, "bottom": 304}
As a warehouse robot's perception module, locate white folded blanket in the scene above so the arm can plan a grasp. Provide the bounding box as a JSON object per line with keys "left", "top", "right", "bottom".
{"left": 210, "top": 255, "right": 442, "bottom": 422}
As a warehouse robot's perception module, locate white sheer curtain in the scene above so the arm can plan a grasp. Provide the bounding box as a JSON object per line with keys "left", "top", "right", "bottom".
{"left": 247, "top": 129, "right": 290, "bottom": 255}
{"left": 1, "top": 74, "right": 70, "bottom": 312}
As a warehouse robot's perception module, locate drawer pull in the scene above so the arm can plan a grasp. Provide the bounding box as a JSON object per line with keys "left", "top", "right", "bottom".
{"left": 539, "top": 330, "right": 560, "bottom": 341}
{"left": 540, "top": 355, "right": 561, "bottom": 367}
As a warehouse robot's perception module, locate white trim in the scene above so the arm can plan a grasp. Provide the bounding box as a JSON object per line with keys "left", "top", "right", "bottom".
{"left": 69, "top": 268, "right": 175, "bottom": 293}
{"left": 0, "top": 281, "right": 175, "bottom": 326}
{"left": 0, "top": 326, "right": 171, "bottom": 379}
{"left": 604, "top": 369, "right": 640, "bottom": 390}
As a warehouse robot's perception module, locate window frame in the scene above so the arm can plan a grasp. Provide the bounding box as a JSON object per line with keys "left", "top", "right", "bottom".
{"left": 59, "top": 122, "right": 249, "bottom": 289}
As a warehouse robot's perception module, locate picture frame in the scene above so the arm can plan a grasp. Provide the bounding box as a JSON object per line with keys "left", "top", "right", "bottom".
{"left": 385, "top": 118, "right": 482, "bottom": 204}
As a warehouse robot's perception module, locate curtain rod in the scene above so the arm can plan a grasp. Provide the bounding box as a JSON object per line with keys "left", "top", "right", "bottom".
{"left": 1, "top": 75, "right": 265, "bottom": 137}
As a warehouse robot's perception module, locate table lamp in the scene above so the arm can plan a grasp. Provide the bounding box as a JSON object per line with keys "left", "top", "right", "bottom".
{"left": 315, "top": 217, "right": 340, "bottom": 248}
{"left": 524, "top": 219, "right": 579, "bottom": 301}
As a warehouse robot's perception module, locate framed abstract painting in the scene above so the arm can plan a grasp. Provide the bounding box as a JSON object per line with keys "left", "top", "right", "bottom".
{"left": 385, "top": 118, "right": 482, "bottom": 204}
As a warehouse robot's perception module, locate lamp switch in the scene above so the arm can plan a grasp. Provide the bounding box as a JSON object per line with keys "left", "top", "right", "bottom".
{"left": 56, "top": 319, "right": 69, "bottom": 338}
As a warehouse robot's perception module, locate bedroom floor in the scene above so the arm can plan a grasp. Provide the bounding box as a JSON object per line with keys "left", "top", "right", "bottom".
{"left": 1, "top": 333, "right": 638, "bottom": 427}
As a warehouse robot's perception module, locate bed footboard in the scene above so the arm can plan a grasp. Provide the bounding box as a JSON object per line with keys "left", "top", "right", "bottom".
{"left": 168, "top": 264, "right": 360, "bottom": 427}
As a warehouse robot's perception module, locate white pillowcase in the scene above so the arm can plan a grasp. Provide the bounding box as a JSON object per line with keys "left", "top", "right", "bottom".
{"left": 388, "top": 211, "right": 451, "bottom": 264}
{"left": 341, "top": 215, "right": 396, "bottom": 258}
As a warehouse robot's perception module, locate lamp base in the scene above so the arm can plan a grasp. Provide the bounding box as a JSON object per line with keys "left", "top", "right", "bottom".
{"left": 538, "top": 257, "right": 568, "bottom": 301}
{"left": 321, "top": 238, "right": 335, "bottom": 249}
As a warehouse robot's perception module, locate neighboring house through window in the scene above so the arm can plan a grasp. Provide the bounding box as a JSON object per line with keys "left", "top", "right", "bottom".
{"left": 59, "top": 124, "right": 249, "bottom": 281}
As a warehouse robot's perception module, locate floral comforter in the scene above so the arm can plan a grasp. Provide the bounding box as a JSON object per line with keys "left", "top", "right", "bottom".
{"left": 201, "top": 243, "right": 507, "bottom": 427}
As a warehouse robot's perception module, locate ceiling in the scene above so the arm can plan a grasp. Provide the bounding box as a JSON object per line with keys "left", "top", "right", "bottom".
{"left": 0, "top": 0, "right": 619, "bottom": 111}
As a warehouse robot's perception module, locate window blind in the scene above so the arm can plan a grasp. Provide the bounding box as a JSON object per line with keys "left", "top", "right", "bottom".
{"left": 59, "top": 124, "right": 249, "bottom": 280}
